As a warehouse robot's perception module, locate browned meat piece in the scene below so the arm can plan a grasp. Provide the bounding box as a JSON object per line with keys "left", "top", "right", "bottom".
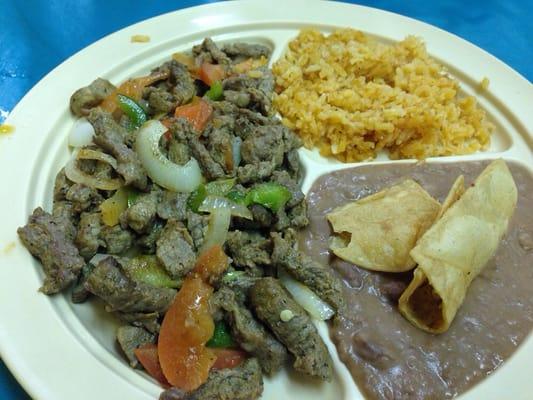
{"left": 101, "top": 224, "right": 134, "bottom": 254}
{"left": 167, "top": 140, "right": 191, "bottom": 166}
{"left": 17, "top": 207, "right": 85, "bottom": 294}
{"left": 75, "top": 212, "right": 104, "bottom": 260}
{"left": 273, "top": 207, "right": 290, "bottom": 232}
{"left": 256, "top": 68, "right": 275, "bottom": 97}
{"left": 159, "top": 358, "right": 263, "bottom": 400}
{"left": 220, "top": 271, "right": 260, "bottom": 304}
{"left": 285, "top": 148, "right": 302, "bottom": 180}
{"left": 88, "top": 109, "right": 148, "bottom": 190}
{"left": 52, "top": 200, "right": 77, "bottom": 241}
{"left": 53, "top": 168, "right": 73, "bottom": 201}
{"left": 249, "top": 204, "right": 274, "bottom": 229}
{"left": 70, "top": 78, "right": 116, "bottom": 117}
{"left": 271, "top": 231, "right": 343, "bottom": 311}
{"left": 222, "top": 69, "right": 275, "bottom": 115}
{"left": 236, "top": 124, "right": 290, "bottom": 184}
{"left": 71, "top": 262, "right": 95, "bottom": 303}
{"left": 188, "top": 135, "right": 226, "bottom": 180}
{"left": 240, "top": 125, "right": 285, "bottom": 166}
{"left": 271, "top": 170, "right": 304, "bottom": 208}
{"left": 288, "top": 201, "right": 309, "bottom": 229}
{"left": 156, "top": 220, "right": 196, "bottom": 279}
{"left": 237, "top": 161, "right": 276, "bottom": 184}
{"left": 136, "top": 220, "right": 164, "bottom": 254}
{"left": 116, "top": 325, "right": 155, "bottom": 368}
{"left": 186, "top": 211, "right": 208, "bottom": 250}
{"left": 222, "top": 43, "right": 272, "bottom": 59}
{"left": 206, "top": 126, "right": 235, "bottom": 175}
{"left": 65, "top": 183, "right": 103, "bottom": 213}
{"left": 168, "top": 60, "right": 196, "bottom": 105}
{"left": 223, "top": 90, "right": 251, "bottom": 108}
{"left": 192, "top": 37, "right": 231, "bottom": 67}
{"left": 168, "top": 116, "right": 195, "bottom": 141}
{"left": 146, "top": 86, "right": 176, "bottom": 114}
{"left": 120, "top": 189, "right": 159, "bottom": 234}
{"left": 145, "top": 59, "right": 196, "bottom": 114}
{"left": 233, "top": 108, "right": 276, "bottom": 139}
{"left": 116, "top": 311, "right": 160, "bottom": 334}
{"left": 216, "top": 286, "right": 287, "bottom": 375}
{"left": 168, "top": 117, "right": 227, "bottom": 179}
{"left": 225, "top": 230, "right": 271, "bottom": 272}
{"left": 164, "top": 119, "right": 193, "bottom": 166}
{"left": 157, "top": 192, "right": 189, "bottom": 221}
{"left": 250, "top": 277, "right": 333, "bottom": 381}
{"left": 85, "top": 256, "right": 176, "bottom": 313}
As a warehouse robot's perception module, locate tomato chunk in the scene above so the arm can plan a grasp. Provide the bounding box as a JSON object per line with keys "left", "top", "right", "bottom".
{"left": 160, "top": 118, "right": 173, "bottom": 129}
{"left": 160, "top": 118, "right": 173, "bottom": 141}
{"left": 100, "top": 70, "right": 169, "bottom": 113}
{"left": 158, "top": 277, "right": 216, "bottom": 391}
{"left": 174, "top": 98, "right": 213, "bottom": 133}
{"left": 134, "top": 343, "right": 169, "bottom": 386}
{"left": 199, "top": 63, "right": 225, "bottom": 87}
{"left": 211, "top": 348, "right": 247, "bottom": 370}
{"left": 193, "top": 245, "right": 229, "bottom": 283}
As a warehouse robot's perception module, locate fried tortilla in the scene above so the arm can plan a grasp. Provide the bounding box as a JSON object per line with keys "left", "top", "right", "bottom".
{"left": 437, "top": 175, "right": 465, "bottom": 219}
{"left": 399, "top": 160, "right": 517, "bottom": 333}
{"left": 327, "top": 179, "right": 441, "bottom": 272}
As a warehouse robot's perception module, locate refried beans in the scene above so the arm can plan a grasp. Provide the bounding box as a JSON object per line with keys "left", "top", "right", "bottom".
{"left": 300, "top": 160, "right": 533, "bottom": 399}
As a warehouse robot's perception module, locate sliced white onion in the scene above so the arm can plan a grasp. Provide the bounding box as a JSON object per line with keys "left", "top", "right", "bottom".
{"left": 200, "top": 207, "right": 231, "bottom": 253}
{"left": 279, "top": 269, "right": 335, "bottom": 321}
{"left": 68, "top": 118, "right": 95, "bottom": 147}
{"left": 135, "top": 120, "right": 202, "bottom": 192}
{"left": 78, "top": 148, "right": 118, "bottom": 170}
{"left": 232, "top": 136, "right": 242, "bottom": 167}
{"left": 199, "top": 195, "right": 252, "bottom": 220}
{"left": 64, "top": 150, "right": 123, "bottom": 190}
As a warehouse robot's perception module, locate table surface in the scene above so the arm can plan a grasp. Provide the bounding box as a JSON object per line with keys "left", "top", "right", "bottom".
{"left": 1, "top": 0, "right": 531, "bottom": 398}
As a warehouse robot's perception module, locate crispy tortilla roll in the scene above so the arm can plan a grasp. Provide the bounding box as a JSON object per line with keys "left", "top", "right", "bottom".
{"left": 327, "top": 179, "right": 441, "bottom": 272}
{"left": 437, "top": 175, "right": 465, "bottom": 219}
{"left": 399, "top": 160, "right": 517, "bottom": 333}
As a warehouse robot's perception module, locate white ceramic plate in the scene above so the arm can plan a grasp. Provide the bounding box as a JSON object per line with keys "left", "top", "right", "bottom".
{"left": 1, "top": 1, "right": 532, "bottom": 399}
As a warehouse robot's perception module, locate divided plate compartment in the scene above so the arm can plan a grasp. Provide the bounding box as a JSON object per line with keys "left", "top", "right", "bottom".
{"left": 0, "top": 2, "right": 531, "bottom": 400}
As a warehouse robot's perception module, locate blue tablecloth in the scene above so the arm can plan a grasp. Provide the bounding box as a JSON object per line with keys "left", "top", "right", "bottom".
{"left": 0, "top": 0, "right": 531, "bottom": 398}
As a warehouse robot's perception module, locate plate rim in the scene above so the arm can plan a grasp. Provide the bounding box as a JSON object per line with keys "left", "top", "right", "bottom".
{"left": 1, "top": 1, "right": 532, "bottom": 399}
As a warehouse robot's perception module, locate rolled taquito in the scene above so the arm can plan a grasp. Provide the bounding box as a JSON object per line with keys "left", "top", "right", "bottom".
{"left": 399, "top": 160, "right": 517, "bottom": 333}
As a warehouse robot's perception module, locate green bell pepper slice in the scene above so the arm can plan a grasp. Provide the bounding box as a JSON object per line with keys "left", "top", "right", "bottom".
{"left": 126, "top": 188, "right": 141, "bottom": 208}
{"left": 205, "top": 81, "right": 223, "bottom": 101}
{"left": 117, "top": 94, "right": 147, "bottom": 129}
{"left": 245, "top": 182, "right": 291, "bottom": 212}
{"left": 226, "top": 189, "right": 248, "bottom": 205}
{"left": 206, "top": 320, "right": 235, "bottom": 348}
{"left": 187, "top": 184, "right": 208, "bottom": 212}
{"left": 125, "top": 255, "right": 181, "bottom": 288}
{"left": 188, "top": 178, "right": 237, "bottom": 212}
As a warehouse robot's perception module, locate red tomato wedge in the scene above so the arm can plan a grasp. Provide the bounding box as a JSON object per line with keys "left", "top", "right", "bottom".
{"left": 174, "top": 97, "right": 213, "bottom": 133}
{"left": 199, "top": 63, "right": 225, "bottom": 87}
{"left": 158, "top": 277, "right": 216, "bottom": 391}
{"left": 134, "top": 343, "right": 169, "bottom": 387}
{"left": 211, "top": 348, "right": 247, "bottom": 370}
{"left": 193, "top": 245, "right": 229, "bottom": 283}
{"left": 160, "top": 118, "right": 173, "bottom": 129}
{"left": 160, "top": 118, "right": 173, "bottom": 141}
{"left": 100, "top": 70, "right": 169, "bottom": 113}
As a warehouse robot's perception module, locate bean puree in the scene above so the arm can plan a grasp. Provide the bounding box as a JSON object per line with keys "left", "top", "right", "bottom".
{"left": 300, "top": 161, "right": 533, "bottom": 399}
